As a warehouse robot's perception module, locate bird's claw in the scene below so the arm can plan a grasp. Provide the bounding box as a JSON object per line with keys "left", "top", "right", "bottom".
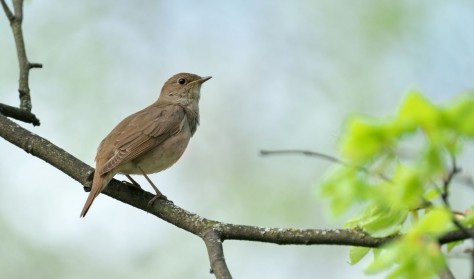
{"left": 148, "top": 194, "right": 169, "bottom": 206}
{"left": 122, "top": 180, "right": 142, "bottom": 189}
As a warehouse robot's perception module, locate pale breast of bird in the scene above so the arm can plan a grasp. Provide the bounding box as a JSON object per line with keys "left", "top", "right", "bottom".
{"left": 117, "top": 115, "right": 192, "bottom": 175}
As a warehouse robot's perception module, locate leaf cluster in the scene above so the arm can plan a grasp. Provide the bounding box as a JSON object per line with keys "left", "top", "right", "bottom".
{"left": 322, "top": 90, "right": 474, "bottom": 278}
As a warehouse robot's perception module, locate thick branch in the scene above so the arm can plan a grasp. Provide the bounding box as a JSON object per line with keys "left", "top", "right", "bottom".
{"left": 220, "top": 224, "right": 391, "bottom": 247}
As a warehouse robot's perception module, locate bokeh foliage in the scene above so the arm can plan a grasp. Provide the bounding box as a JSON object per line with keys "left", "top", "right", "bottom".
{"left": 322, "top": 91, "right": 474, "bottom": 278}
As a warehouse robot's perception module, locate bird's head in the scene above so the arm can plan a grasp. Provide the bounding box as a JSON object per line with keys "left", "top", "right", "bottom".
{"left": 159, "top": 73, "right": 211, "bottom": 105}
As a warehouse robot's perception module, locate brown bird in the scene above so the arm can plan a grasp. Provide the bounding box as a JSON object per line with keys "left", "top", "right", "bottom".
{"left": 80, "top": 73, "right": 211, "bottom": 217}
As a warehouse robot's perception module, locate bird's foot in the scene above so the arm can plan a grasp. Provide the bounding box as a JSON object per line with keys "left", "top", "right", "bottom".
{"left": 122, "top": 180, "right": 142, "bottom": 189}
{"left": 125, "top": 175, "right": 142, "bottom": 189}
{"left": 83, "top": 170, "right": 94, "bottom": 192}
{"left": 148, "top": 193, "right": 169, "bottom": 206}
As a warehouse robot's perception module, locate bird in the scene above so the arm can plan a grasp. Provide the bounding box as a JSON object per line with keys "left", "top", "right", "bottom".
{"left": 80, "top": 73, "right": 211, "bottom": 217}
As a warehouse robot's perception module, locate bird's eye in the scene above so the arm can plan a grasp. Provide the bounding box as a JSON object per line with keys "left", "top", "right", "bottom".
{"left": 178, "top": 78, "right": 186, "bottom": 85}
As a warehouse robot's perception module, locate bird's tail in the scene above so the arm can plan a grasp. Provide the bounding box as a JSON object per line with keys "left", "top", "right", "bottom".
{"left": 80, "top": 171, "right": 113, "bottom": 217}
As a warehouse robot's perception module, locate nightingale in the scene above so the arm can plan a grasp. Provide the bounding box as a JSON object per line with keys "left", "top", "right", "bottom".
{"left": 80, "top": 73, "right": 211, "bottom": 217}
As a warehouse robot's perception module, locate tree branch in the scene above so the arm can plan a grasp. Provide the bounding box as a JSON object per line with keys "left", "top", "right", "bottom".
{"left": 0, "top": 0, "right": 14, "bottom": 21}
{"left": 0, "top": 103, "right": 40, "bottom": 126}
{"left": 0, "top": 114, "right": 473, "bottom": 278}
{"left": 203, "top": 229, "right": 232, "bottom": 279}
{"left": 1, "top": 0, "right": 42, "bottom": 113}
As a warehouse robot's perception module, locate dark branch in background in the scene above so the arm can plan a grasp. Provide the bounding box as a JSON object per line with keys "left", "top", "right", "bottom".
{"left": 457, "top": 173, "right": 474, "bottom": 189}
{"left": 438, "top": 268, "right": 455, "bottom": 279}
{"left": 0, "top": 114, "right": 473, "bottom": 279}
{"left": 441, "top": 154, "right": 474, "bottom": 279}
{"left": 260, "top": 149, "right": 347, "bottom": 165}
{"left": 260, "top": 149, "right": 391, "bottom": 181}
{"left": 0, "top": 103, "right": 40, "bottom": 126}
{"left": 1, "top": 0, "right": 42, "bottom": 121}
{"left": 0, "top": 0, "right": 14, "bottom": 20}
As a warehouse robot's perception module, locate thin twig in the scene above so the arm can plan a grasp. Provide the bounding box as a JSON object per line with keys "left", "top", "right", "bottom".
{"left": 456, "top": 173, "right": 474, "bottom": 188}
{"left": 1, "top": 0, "right": 42, "bottom": 113}
{"left": 29, "top": 62, "right": 43, "bottom": 69}
{"left": 12, "top": 0, "right": 23, "bottom": 20}
{"left": 0, "top": 0, "right": 14, "bottom": 21}
{"left": 441, "top": 155, "right": 474, "bottom": 237}
{"left": 0, "top": 103, "right": 40, "bottom": 126}
{"left": 261, "top": 149, "right": 348, "bottom": 165}
{"left": 441, "top": 153, "right": 461, "bottom": 201}
{"left": 260, "top": 149, "right": 391, "bottom": 181}
{"left": 438, "top": 267, "right": 455, "bottom": 279}
{"left": 441, "top": 153, "right": 474, "bottom": 279}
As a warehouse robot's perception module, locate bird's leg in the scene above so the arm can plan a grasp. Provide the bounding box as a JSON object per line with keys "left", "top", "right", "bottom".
{"left": 137, "top": 166, "right": 168, "bottom": 205}
{"left": 125, "top": 175, "right": 142, "bottom": 189}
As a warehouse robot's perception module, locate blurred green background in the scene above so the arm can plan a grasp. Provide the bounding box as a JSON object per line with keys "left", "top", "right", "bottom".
{"left": 0, "top": 1, "right": 473, "bottom": 278}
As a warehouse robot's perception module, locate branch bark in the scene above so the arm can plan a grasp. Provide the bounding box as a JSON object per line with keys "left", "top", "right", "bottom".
{"left": 203, "top": 229, "right": 232, "bottom": 279}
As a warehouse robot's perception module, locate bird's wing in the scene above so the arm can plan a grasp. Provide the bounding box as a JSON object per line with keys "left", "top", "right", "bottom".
{"left": 99, "top": 104, "right": 186, "bottom": 175}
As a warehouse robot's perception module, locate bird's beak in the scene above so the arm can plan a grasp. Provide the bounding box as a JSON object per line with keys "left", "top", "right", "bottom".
{"left": 198, "top": 76, "right": 212, "bottom": 84}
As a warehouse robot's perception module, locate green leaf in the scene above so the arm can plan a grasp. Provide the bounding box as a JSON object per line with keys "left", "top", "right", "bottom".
{"left": 387, "top": 164, "right": 425, "bottom": 210}
{"left": 461, "top": 207, "right": 474, "bottom": 227}
{"left": 412, "top": 208, "right": 451, "bottom": 236}
{"left": 397, "top": 90, "right": 442, "bottom": 134}
{"left": 320, "top": 90, "right": 473, "bottom": 278}
{"left": 420, "top": 144, "right": 445, "bottom": 175}
{"left": 349, "top": 247, "right": 371, "bottom": 265}
{"left": 423, "top": 188, "right": 441, "bottom": 201}
{"left": 366, "top": 233, "right": 446, "bottom": 278}
{"left": 445, "top": 94, "right": 474, "bottom": 137}
{"left": 345, "top": 204, "right": 407, "bottom": 237}
{"left": 321, "top": 167, "right": 371, "bottom": 215}
{"left": 447, "top": 240, "right": 464, "bottom": 252}
{"left": 341, "top": 117, "right": 394, "bottom": 163}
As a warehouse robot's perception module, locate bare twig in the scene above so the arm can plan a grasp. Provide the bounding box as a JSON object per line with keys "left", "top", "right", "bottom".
{"left": 441, "top": 155, "right": 474, "bottom": 238}
{"left": 456, "top": 173, "right": 474, "bottom": 188}
{"left": 261, "top": 149, "right": 347, "bottom": 165}
{"left": 0, "top": 103, "right": 40, "bottom": 126}
{"left": 260, "top": 149, "right": 391, "bottom": 181}
{"left": 441, "top": 153, "right": 474, "bottom": 279}
{"left": 0, "top": 0, "right": 14, "bottom": 21}
{"left": 11, "top": 0, "right": 22, "bottom": 19}
{"left": 438, "top": 267, "right": 455, "bottom": 279}
{"left": 441, "top": 154, "right": 461, "bottom": 202}
{"left": 1, "top": 0, "right": 42, "bottom": 113}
